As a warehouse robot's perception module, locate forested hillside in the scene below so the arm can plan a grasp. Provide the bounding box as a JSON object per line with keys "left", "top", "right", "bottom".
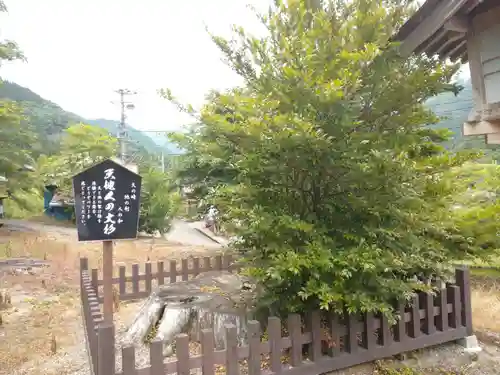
{"left": 425, "top": 77, "right": 492, "bottom": 151}
{"left": 0, "top": 81, "right": 172, "bottom": 156}
{"left": 0, "top": 77, "right": 483, "bottom": 157}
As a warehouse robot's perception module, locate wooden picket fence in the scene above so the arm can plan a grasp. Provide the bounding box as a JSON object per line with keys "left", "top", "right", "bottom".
{"left": 80, "top": 257, "right": 474, "bottom": 375}
{"left": 87, "top": 254, "right": 238, "bottom": 302}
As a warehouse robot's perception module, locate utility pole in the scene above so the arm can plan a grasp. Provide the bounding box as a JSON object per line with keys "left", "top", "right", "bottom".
{"left": 114, "top": 89, "right": 137, "bottom": 163}
{"left": 161, "top": 150, "right": 165, "bottom": 173}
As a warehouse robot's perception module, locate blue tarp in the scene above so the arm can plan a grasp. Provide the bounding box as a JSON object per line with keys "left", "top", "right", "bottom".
{"left": 43, "top": 187, "right": 73, "bottom": 221}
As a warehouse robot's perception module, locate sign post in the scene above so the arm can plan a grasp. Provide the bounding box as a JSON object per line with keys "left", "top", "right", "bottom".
{"left": 73, "top": 159, "right": 142, "bottom": 324}
{"left": 102, "top": 240, "right": 113, "bottom": 322}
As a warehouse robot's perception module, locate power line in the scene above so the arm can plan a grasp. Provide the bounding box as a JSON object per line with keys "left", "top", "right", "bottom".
{"left": 113, "top": 89, "right": 137, "bottom": 163}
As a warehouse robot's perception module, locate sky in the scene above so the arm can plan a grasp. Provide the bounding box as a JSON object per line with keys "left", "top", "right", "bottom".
{"left": 0, "top": 0, "right": 471, "bottom": 140}
{"left": 0, "top": 0, "right": 272, "bottom": 135}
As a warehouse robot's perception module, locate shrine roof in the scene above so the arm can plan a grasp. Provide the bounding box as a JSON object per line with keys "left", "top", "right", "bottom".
{"left": 394, "top": 0, "right": 496, "bottom": 63}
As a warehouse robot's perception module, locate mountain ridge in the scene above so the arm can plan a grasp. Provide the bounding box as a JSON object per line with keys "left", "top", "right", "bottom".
{"left": 0, "top": 80, "right": 175, "bottom": 155}
{"left": 0, "top": 78, "right": 488, "bottom": 157}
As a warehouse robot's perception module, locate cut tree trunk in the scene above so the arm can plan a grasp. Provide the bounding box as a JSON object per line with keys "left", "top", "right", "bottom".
{"left": 124, "top": 270, "right": 256, "bottom": 355}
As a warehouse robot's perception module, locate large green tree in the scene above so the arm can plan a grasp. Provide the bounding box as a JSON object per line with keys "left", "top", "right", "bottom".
{"left": 40, "top": 123, "right": 118, "bottom": 195}
{"left": 0, "top": 1, "right": 31, "bottom": 178}
{"left": 0, "top": 1, "right": 24, "bottom": 64}
{"left": 167, "top": 0, "right": 492, "bottom": 318}
{"left": 0, "top": 1, "right": 42, "bottom": 216}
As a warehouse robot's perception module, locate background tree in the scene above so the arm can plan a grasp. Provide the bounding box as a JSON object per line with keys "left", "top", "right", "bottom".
{"left": 446, "top": 162, "right": 500, "bottom": 256}
{"left": 0, "top": 1, "right": 24, "bottom": 64}
{"left": 0, "top": 1, "right": 43, "bottom": 216}
{"left": 0, "top": 1, "right": 30, "bottom": 178}
{"left": 166, "top": 0, "right": 497, "bottom": 319}
{"left": 138, "top": 167, "right": 181, "bottom": 235}
{"left": 41, "top": 123, "right": 118, "bottom": 196}
{"left": 169, "top": 104, "right": 239, "bottom": 208}
{"left": 37, "top": 123, "right": 180, "bottom": 233}
{"left": 0, "top": 102, "right": 34, "bottom": 179}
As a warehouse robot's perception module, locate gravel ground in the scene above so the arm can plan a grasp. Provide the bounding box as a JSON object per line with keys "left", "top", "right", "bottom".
{"left": 7, "top": 299, "right": 500, "bottom": 375}
{"left": 7, "top": 307, "right": 89, "bottom": 375}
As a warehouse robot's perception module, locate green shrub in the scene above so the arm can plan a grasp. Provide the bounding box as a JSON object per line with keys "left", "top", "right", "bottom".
{"left": 166, "top": 0, "right": 494, "bottom": 321}
{"left": 138, "top": 168, "right": 181, "bottom": 235}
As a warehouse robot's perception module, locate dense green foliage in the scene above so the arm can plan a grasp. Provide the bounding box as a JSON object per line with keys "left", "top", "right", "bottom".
{"left": 447, "top": 163, "right": 500, "bottom": 256}
{"left": 37, "top": 123, "right": 118, "bottom": 195}
{"left": 0, "top": 1, "right": 40, "bottom": 214}
{"left": 138, "top": 167, "right": 181, "bottom": 235}
{"left": 167, "top": 0, "right": 499, "bottom": 319}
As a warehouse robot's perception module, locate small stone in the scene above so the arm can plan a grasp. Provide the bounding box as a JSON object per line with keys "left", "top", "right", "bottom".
{"left": 395, "top": 353, "right": 408, "bottom": 360}
{"left": 458, "top": 335, "right": 482, "bottom": 354}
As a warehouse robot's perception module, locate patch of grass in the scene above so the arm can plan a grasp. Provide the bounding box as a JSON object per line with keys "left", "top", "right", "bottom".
{"left": 0, "top": 224, "right": 221, "bottom": 375}
{"left": 0, "top": 292, "right": 80, "bottom": 373}
{"left": 470, "top": 268, "right": 500, "bottom": 278}
{"left": 470, "top": 276, "right": 500, "bottom": 334}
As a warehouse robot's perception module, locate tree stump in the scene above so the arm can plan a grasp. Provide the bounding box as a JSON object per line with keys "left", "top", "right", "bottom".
{"left": 124, "top": 271, "right": 256, "bottom": 355}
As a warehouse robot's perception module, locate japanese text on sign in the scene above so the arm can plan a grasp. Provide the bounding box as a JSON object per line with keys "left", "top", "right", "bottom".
{"left": 103, "top": 168, "right": 117, "bottom": 235}
{"left": 73, "top": 159, "right": 142, "bottom": 242}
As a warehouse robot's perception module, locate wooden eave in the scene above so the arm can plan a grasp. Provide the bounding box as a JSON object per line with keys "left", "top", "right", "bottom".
{"left": 394, "top": 0, "right": 497, "bottom": 62}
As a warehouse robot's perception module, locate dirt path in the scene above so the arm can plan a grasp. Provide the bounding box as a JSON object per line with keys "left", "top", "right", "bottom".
{"left": 2, "top": 218, "right": 223, "bottom": 248}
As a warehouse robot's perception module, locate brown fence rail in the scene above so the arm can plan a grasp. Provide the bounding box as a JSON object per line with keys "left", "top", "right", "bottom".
{"left": 80, "top": 258, "right": 102, "bottom": 375}
{"left": 80, "top": 257, "right": 473, "bottom": 375}
{"left": 89, "top": 254, "right": 238, "bottom": 302}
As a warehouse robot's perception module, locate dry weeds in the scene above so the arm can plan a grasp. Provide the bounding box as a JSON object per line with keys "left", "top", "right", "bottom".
{"left": 1, "top": 225, "right": 500, "bottom": 375}
{"left": 0, "top": 225, "right": 221, "bottom": 375}
{"left": 470, "top": 277, "right": 500, "bottom": 334}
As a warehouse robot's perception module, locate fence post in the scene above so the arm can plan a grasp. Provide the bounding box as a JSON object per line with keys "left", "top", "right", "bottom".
{"left": 97, "top": 323, "right": 115, "bottom": 375}
{"left": 287, "top": 314, "right": 302, "bottom": 367}
{"left": 225, "top": 324, "right": 239, "bottom": 375}
{"left": 80, "top": 257, "right": 89, "bottom": 272}
{"left": 201, "top": 329, "right": 215, "bottom": 375}
{"left": 267, "top": 317, "right": 282, "bottom": 372}
{"left": 132, "top": 264, "right": 140, "bottom": 294}
{"left": 176, "top": 334, "right": 190, "bottom": 375}
{"left": 455, "top": 267, "right": 473, "bottom": 336}
{"left": 119, "top": 266, "right": 126, "bottom": 297}
{"left": 181, "top": 259, "right": 189, "bottom": 281}
{"left": 121, "top": 346, "right": 136, "bottom": 375}
{"left": 91, "top": 269, "right": 99, "bottom": 292}
{"left": 149, "top": 340, "right": 164, "bottom": 375}
{"left": 80, "top": 258, "right": 89, "bottom": 302}
{"left": 170, "top": 260, "right": 178, "bottom": 283}
{"left": 248, "top": 321, "right": 261, "bottom": 375}
{"left": 306, "top": 311, "right": 322, "bottom": 360}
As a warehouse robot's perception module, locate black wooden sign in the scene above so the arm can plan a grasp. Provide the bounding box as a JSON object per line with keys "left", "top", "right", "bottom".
{"left": 72, "top": 159, "right": 142, "bottom": 242}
